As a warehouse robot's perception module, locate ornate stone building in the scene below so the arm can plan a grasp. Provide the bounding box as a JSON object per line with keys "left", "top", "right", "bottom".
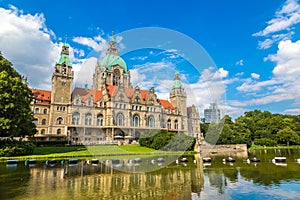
{"left": 31, "top": 34, "right": 201, "bottom": 144}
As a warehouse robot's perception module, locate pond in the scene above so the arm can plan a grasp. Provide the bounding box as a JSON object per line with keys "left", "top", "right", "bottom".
{"left": 1, "top": 149, "right": 300, "bottom": 200}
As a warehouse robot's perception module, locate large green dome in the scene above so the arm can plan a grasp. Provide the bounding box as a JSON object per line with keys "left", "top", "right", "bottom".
{"left": 99, "top": 54, "right": 128, "bottom": 73}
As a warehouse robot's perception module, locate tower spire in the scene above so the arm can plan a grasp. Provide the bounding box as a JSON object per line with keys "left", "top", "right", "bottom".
{"left": 64, "top": 34, "right": 68, "bottom": 45}
{"left": 173, "top": 72, "right": 182, "bottom": 88}
{"left": 106, "top": 30, "right": 119, "bottom": 56}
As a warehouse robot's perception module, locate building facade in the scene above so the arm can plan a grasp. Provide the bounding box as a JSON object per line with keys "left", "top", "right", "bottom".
{"left": 31, "top": 34, "right": 201, "bottom": 144}
{"left": 203, "top": 103, "right": 221, "bottom": 123}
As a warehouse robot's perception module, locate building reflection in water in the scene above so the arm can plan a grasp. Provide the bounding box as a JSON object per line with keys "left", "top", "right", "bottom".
{"left": 23, "top": 156, "right": 204, "bottom": 200}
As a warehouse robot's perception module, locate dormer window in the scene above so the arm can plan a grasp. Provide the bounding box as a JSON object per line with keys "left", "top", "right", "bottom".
{"left": 88, "top": 98, "right": 92, "bottom": 106}
{"left": 135, "top": 97, "right": 140, "bottom": 103}
{"left": 75, "top": 96, "right": 80, "bottom": 105}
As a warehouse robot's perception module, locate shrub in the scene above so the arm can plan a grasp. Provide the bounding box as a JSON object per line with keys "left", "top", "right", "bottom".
{"left": 139, "top": 130, "right": 196, "bottom": 151}
{"left": 34, "top": 140, "right": 69, "bottom": 147}
{"left": 254, "top": 138, "right": 277, "bottom": 146}
{"left": 0, "top": 139, "right": 35, "bottom": 157}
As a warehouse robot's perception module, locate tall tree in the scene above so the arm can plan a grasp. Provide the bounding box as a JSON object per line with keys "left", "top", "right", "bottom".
{"left": 0, "top": 52, "right": 36, "bottom": 138}
{"left": 276, "top": 127, "right": 299, "bottom": 146}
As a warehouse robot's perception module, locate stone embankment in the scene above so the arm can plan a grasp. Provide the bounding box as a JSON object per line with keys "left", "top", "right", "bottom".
{"left": 196, "top": 142, "right": 248, "bottom": 158}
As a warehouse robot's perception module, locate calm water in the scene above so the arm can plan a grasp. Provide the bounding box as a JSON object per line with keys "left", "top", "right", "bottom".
{"left": 1, "top": 149, "right": 300, "bottom": 200}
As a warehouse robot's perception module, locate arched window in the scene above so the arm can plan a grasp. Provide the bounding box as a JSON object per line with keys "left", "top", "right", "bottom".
{"left": 174, "top": 119, "right": 178, "bottom": 129}
{"left": 33, "top": 118, "right": 38, "bottom": 125}
{"left": 85, "top": 113, "right": 92, "bottom": 125}
{"left": 116, "top": 113, "right": 124, "bottom": 126}
{"left": 97, "top": 113, "right": 104, "bottom": 126}
{"left": 133, "top": 114, "right": 140, "bottom": 127}
{"left": 35, "top": 108, "right": 39, "bottom": 114}
{"left": 62, "top": 66, "right": 66, "bottom": 75}
{"left": 42, "top": 119, "right": 46, "bottom": 125}
{"left": 41, "top": 129, "right": 45, "bottom": 134}
{"left": 167, "top": 119, "right": 171, "bottom": 129}
{"left": 148, "top": 116, "right": 155, "bottom": 128}
{"left": 72, "top": 112, "right": 80, "bottom": 125}
{"left": 57, "top": 129, "right": 61, "bottom": 134}
{"left": 43, "top": 109, "right": 47, "bottom": 114}
{"left": 56, "top": 117, "right": 63, "bottom": 125}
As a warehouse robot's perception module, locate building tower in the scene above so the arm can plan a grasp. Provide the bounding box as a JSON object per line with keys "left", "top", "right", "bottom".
{"left": 170, "top": 72, "right": 188, "bottom": 132}
{"left": 49, "top": 42, "right": 74, "bottom": 136}
{"left": 92, "top": 32, "right": 131, "bottom": 90}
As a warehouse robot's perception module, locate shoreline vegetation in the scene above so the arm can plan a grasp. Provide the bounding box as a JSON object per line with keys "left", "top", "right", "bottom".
{"left": 248, "top": 144, "right": 300, "bottom": 152}
{"left": 0, "top": 145, "right": 195, "bottom": 162}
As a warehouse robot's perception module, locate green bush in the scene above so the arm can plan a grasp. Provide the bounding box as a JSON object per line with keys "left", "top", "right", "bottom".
{"left": 34, "top": 140, "right": 68, "bottom": 147}
{"left": 139, "top": 130, "right": 196, "bottom": 151}
{"left": 254, "top": 138, "right": 277, "bottom": 146}
{"left": 0, "top": 139, "right": 35, "bottom": 157}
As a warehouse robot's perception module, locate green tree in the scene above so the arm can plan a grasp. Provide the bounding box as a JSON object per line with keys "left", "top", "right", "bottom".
{"left": 0, "top": 52, "right": 36, "bottom": 138}
{"left": 276, "top": 127, "right": 299, "bottom": 146}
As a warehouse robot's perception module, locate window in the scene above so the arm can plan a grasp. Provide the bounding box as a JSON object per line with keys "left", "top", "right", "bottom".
{"left": 116, "top": 113, "right": 124, "bottom": 126}
{"left": 35, "top": 108, "right": 39, "bottom": 114}
{"left": 75, "top": 96, "right": 80, "bottom": 105}
{"left": 62, "top": 67, "right": 66, "bottom": 75}
{"left": 42, "top": 119, "right": 46, "bottom": 125}
{"left": 88, "top": 98, "right": 92, "bottom": 106}
{"left": 174, "top": 119, "right": 178, "bottom": 129}
{"left": 97, "top": 113, "right": 103, "bottom": 126}
{"left": 41, "top": 129, "right": 45, "bottom": 134}
{"left": 167, "top": 119, "right": 171, "bottom": 129}
{"left": 133, "top": 114, "right": 140, "bottom": 127}
{"left": 85, "top": 113, "right": 92, "bottom": 125}
{"left": 56, "top": 117, "right": 63, "bottom": 125}
{"left": 43, "top": 109, "right": 47, "bottom": 114}
{"left": 148, "top": 116, "right": 155, "bottom": 128}
{"left": 34, "top": 118, "right": 38, "bottom": 125}
{"left": 57, "top": 129, "right": 61, "bottom": 134}
{"left": 135, "top": 97, "right": 140, "bottom": 103}
{"left": 72, "top": 112, "right": 80, "bottom": 125}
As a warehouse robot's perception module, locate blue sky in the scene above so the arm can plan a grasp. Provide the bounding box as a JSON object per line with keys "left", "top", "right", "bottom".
{"left": 0, "top": 0, "right": 300, "bottom": 118}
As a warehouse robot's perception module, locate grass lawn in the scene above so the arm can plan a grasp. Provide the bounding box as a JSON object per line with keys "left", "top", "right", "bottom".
{"left": 249, "top": 145, "right": 300, "bottom": 152}
{"left": 0, "top": 145, "right": 169, "bottom": 161}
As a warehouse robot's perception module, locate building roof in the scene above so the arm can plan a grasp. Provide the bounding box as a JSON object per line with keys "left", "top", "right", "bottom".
{"left": 71, "top": 85, "right": 174, "bottom": 109}
{"left": 158, "top": 99, "right": 174, "bottom": 110}
{"left": 99, "top": 54, "right": 128, "bottom": 73}
{"left": 31, "top": 89, "right": 51, "bottom": 104}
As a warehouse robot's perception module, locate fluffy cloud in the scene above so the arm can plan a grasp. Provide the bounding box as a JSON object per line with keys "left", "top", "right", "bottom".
{"left": 251, "top": 73, "right": 260, "bottom": 79}
{"left": 268, "top": 40, "right": 300, "bottom": 76}
{"left": 235, "top": 39, "right": 300, "bottom": 108}
{"left": 0, "top": 5, "right": 61, "bottom": 90}
{"left": 72, "top": 35, "right": 109, "bottom": 59}
{"left": 253, "top": 0, "right": 300, "bottom": 49}
{"left": 235, "top": 59, "right": 244, "bottom": 66}
{"left": 254, "top": 0, "right": 300, "bottom": 36}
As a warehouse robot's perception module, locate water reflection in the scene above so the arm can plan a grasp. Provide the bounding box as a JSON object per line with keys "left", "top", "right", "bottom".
{"left": 1, "top": 150, "right": 300, "bottom": 199}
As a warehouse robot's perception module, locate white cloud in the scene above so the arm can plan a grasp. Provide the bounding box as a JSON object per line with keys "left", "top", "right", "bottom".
{"left": 253, "top": 0, "right": 300, "bottom": 37}
{"left": 72, "top": 35, "right": 109, "bottom": 58}
{"left": 235, "top": 39, "right": 300, "bottom": 106}
{"left": 235, "top": 72, "right": 244, "bottom": 77}
{"left": 251, "top": 73, "right": 260, "bottom": 79}
{"left": 268, "top": 40, "right": 300, "bottom": 76}
{"left": 253, "top": 0, "right": 300, "bottom": 49}
{"left": 235, "top": 59, "right": 244, "bottom": 66}
{"left": 0, "top": 6, "right": 62, "bottom": 90}
{"left": 130, "top": 56, "right": 148, "bottom": 61}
